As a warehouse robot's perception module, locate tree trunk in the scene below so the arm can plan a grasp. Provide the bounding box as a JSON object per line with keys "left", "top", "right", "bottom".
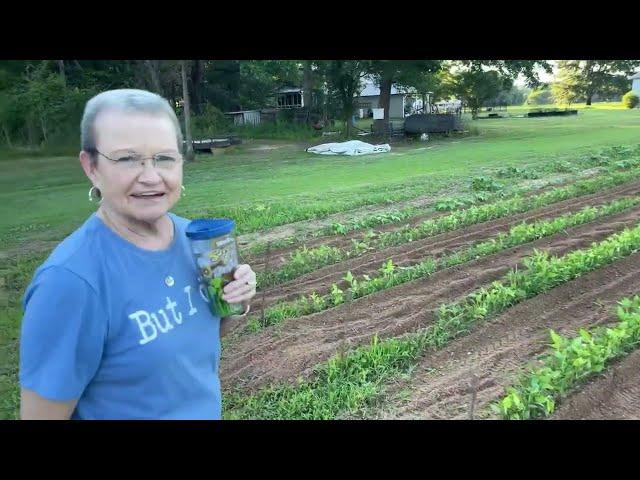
{"left": 145, "top": 60, "right": 163, "bottom": 96}
{"left": 190, "top": 60, "right": 204, "bottom": 115}
{"left": 303, "top": 61, "right": 313, "bottom": 122}
{"left": 26, "top": 115, "right": 36, "bottom": 147}
{"left": 39, "top": 114, "right": 48, "bottom": 144}
{"left": 2, "top": 124, "right": 12, "bottom": 147}
{"left": 132, "top": 61, "right": 147, "bottom": 90}
{"left": 181, "top": 61, "right": 195, "bottom": 162}
{"left": 373, "top": 76, "right": 392, "bottom": 137}
{"left": 321, "top": 76, "right": 329, "bottom": 125}
{"left": 585, "top": 94, "right": 593, "bottom": 106}
{"left": 57, "top": 60, "right": 66, "bottom": 86}
{"left": 343, "top": 86, "right": 356, "bottom": 138}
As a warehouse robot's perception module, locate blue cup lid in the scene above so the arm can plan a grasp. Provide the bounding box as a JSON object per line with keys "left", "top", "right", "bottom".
{"left": 186, "top": 218, "right": 236, "bottom": 240}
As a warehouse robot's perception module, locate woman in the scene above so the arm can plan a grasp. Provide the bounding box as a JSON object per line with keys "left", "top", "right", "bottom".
{"left": 19, "top": 89, "right": 256, "bottom": 420}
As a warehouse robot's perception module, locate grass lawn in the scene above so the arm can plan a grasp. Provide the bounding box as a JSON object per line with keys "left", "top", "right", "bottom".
{"left": 1, "top": 107, "right": 639, "bottom": 244}
{"left": 1, "top": 103, "right": 639, "bottom": 419}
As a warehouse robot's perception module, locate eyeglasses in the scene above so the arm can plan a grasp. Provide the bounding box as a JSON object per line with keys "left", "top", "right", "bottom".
{"left": 94, "top": 149, "right": 183, "bottom": 170}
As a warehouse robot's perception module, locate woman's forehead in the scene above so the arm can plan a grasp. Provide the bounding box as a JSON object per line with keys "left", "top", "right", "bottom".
{"left": 94, "top": 110, "right": 178, "bottom": 151}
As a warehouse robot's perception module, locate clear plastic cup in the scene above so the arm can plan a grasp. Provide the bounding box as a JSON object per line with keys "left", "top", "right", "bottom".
{"left": 185, "top": 218, "right": 245, "bottom": 317}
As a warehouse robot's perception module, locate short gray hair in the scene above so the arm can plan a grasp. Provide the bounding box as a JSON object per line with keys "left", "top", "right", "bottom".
{"left": 81, "top": 89, "right": 184, "bottom": 162}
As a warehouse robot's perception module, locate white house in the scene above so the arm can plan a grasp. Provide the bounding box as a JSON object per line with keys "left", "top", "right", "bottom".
{"left": 631, "top": 72, "right": 640, "bottom": 96}
{"left": 276, "top": 87, "right": 304, "bottom": 108}
{"left": 355, "top": 80, "right": 416, "bottom": 119}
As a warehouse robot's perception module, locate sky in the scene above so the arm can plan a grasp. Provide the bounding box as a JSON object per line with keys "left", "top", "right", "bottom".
{"left": 514, "top": 60, "right": 557, "bottom": 87}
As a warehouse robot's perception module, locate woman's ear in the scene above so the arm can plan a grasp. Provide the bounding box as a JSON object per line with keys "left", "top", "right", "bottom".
{"left": 79, "top": 151, "right": 98, "bottom": 185}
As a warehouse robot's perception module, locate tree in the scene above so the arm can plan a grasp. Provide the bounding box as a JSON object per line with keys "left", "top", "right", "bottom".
{"left": 319, "top": 60, "right": 369, "bottom": 137}
{"left": 444, "top": 67, "right": 511, "bottom": 118}
{"left": 459, "top": 60, "right": 552, "bottom": 88}
{"left": 181, "top": 61, "right": 195, "bottom": 162}
{"left": 552, "top": 60, "right": 582, "bottom": 106}
{"left": 437, "top": 60, "right": 550, "bottom": 118}
{"left": 240, "top": 60, "right": 302, "bottom": 110}
{"left": 526, "top": 87, "right": 554, "bottom": 106}
{"left": 0, "top": 91, "right": 15, "bottom": 146}
{"left": 56, "top": 60, "right": 66, "bottom": 86}
{"left": 67, "top": 60, "right": 139, "bottom": 91}
{"left": 366, "top": 60, "right": 442, "bottom": 134}
{"left": 560, "top": 60, "right": 640, "bottom": 105}
{"left": 486, "top": 84, "right": 529, "bottom": 107}
{"left": 302, "top": 61, "right": 313, "bottom": 112}
{"left": 144, "top": 60, "right": 164, "bottom": 96}
{"left": 0, "top": 61, "right": 97, "bottom": 147}
{"left": 190, "top": 60, "right": 205, "bottom": 115}
{"left": 21, "top": 62, "right": 69, "bottom": 144}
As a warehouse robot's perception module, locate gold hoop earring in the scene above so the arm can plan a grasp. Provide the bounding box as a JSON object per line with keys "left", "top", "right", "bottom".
{"left": 88, "top": 186, "right": 102, "bottom": 203}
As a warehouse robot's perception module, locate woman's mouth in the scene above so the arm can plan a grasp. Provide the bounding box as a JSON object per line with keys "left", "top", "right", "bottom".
{"left": 131, "top": 192, "right": 166, "bottom": 200}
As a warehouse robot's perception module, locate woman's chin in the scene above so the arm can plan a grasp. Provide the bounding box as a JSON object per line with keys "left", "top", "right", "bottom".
{"left": 127, "top": 205, "right": 170, "bottom": 224}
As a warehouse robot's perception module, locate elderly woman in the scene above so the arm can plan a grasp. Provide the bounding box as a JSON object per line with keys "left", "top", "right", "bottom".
{"left": 19, "top": 89, "right": 256, "bottom": 420}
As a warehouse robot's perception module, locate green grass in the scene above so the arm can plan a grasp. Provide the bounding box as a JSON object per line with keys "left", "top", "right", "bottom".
{"left": 0, "top": 252, "right": 49, "bottom": 419}
{"left": 0, "top": 307, "right": 20, "bottom": 420}
{"left": 2, "top": 108, "right": 640, "bottom": 246}
{"left": 506, "top": 102, "right": 631, "bottom": 112}
{"left": 2, "top": 104, "right": 640, "bottom": 420}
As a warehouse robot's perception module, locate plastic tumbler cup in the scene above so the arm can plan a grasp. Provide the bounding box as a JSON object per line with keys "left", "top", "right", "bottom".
{"left": 185, "top": 218, "right": 245, "bottom": 317}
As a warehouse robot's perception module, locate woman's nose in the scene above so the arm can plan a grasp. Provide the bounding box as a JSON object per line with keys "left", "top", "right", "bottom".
{"left": 137, "top": 160, "right": 163, "bottom": 183}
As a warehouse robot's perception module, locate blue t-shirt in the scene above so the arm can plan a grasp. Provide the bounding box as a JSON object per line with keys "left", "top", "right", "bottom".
{"left": 19, "top": 213, "right": 222, "bottom": 420}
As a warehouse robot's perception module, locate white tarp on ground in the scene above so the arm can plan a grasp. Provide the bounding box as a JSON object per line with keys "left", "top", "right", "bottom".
{"left": 306, "top": 140, "right": 391, "bottom": 156}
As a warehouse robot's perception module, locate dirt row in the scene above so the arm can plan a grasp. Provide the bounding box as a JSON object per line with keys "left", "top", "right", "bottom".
{"left": 237, "top": 185, "right": 464, "bottom": 255}
{"left": 221, "top": 202, "right": 640, "bottom": 396}
{"left": 551, "top": 349, "right": 640, "bottom": 420}
{"left": 363, "top": 252, "right": 640, "bottom": 420}
{"left": 250, "top": 179, "right": 640, "bottom": 312}
{"left": 243, "top": 173, "right": 587, "bottom": 272}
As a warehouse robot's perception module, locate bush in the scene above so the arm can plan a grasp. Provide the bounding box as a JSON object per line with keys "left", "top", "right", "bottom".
{"left": 622, "top": 91, "right": 639, "bottom": 109}
{"left": 525, "top": 88, "right": 554, "bottom": 106}
{"left": 471, "top": 176, "right": 503, "bottom": 192}
{"left": 191, "top": 104, "right": 231, "bottom": 137}
{"left": 277, "top": 109, "right": 296, "bottom": 123}
{"left": 0, "top": 68, "right": 97, "bottom": 149}
{"left": 233, "top": 121, "right": 318, "bottom": 141}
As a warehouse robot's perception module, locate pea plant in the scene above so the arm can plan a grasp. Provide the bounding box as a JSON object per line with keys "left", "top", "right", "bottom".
{"left": 493, "top": 295, "right": 640, "bottom": 420}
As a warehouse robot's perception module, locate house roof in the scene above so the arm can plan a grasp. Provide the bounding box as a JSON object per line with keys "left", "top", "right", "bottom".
{"left": 630, "top": 72, "right": 640, "bottom": 80}
{"left": 359, "top": 81, "right": 412, "bottom": 97}
{"left": 225, "top": 110, "right": 260, "bottom": 115}
{"left": 277, "top": 87, "right": 303, "bottom": 93}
